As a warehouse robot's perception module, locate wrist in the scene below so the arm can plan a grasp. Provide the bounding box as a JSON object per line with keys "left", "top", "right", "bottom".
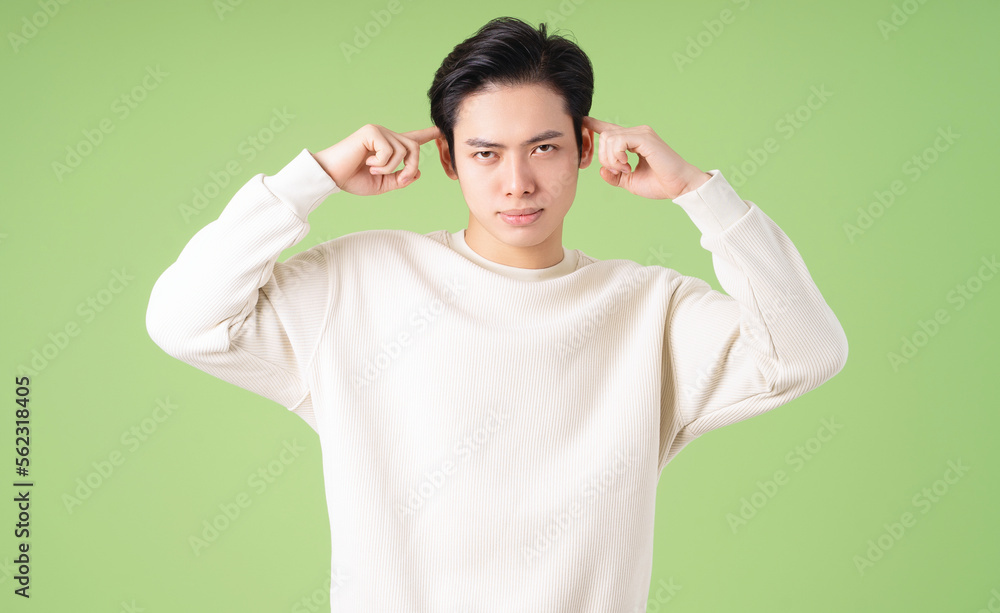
{"left": 678, "top": 167, "right": 711, "bottom": 197}
{"left": 311, "top": 147, "right": 342, "bottom": 186}
{"left": 680, "top": 166, "right": 712, "bottom": 196}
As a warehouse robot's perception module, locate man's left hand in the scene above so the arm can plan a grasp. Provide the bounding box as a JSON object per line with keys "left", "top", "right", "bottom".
{"left": 583, "top": 116, "right": 711, "bottom": 200}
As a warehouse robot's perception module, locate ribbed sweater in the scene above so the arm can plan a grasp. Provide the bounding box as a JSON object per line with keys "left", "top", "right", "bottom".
{"left": 146, "top": 148, "right": 848, "bottom": 612}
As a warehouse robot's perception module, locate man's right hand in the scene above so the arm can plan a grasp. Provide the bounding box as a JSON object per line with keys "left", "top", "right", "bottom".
{"left": 312, "top": 124, "right": 442, "bottom": 196}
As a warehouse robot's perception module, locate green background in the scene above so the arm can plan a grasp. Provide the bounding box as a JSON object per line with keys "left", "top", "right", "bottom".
{"left": 3, "top": 0, "right": 998, "bottom": 610}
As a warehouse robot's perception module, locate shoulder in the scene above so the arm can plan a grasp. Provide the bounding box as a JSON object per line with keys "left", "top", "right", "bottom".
{"left": 573, "top": 248, "right": 686, "bottom": 292}
{"left": 299, "top": 228, "right": 456, "bottom": 271}
{"left": 309, "top": 228, "right": 449, "bottom": 252}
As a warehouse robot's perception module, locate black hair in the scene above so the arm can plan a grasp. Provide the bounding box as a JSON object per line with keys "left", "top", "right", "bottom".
{"left": 427, "top": 16, "right": 594, "bottom": 176}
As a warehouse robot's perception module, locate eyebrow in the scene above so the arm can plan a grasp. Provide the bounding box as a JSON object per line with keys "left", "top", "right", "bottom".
{"left": 463, "top": 129, "right": 565, "bottom": 149}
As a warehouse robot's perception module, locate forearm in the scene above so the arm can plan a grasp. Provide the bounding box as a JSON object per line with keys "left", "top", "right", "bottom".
{"left": 146, "top": 149, "right": 339, "bottom": 358}
{"left": 672, "top": 171, "right": 849, "bottom": 391}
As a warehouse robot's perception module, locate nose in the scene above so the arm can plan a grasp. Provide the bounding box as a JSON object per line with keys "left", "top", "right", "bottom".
{"left": 505, "top": 156, "right": 535, "bottom": 198}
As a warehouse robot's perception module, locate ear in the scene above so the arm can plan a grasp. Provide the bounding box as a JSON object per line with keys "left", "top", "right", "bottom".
{"left": 436, "top": 136, "right": 459, "bottom": 180}
{"left": 578, "top": 125, "right": 596, "bottom": 170}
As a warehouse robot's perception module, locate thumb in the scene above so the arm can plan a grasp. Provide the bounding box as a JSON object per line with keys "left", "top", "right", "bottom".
{"left": 387, "top": 168, "right": 421, "bottom": 191}
{"left": 599, "top": 166, "right": 624, "bottom": 187}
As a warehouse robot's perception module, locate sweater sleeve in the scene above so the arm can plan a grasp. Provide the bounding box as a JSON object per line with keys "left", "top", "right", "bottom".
{"left": 145, "top": 148, "right": 341, "bottom": 430}
{"left": 659, "top": 169, "right": 849, "bottom": 469}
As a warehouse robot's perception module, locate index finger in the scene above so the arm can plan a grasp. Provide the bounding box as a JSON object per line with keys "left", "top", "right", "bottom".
{"left": 400, "top": 125, "right": 443, "bottom": 145}
{"left": 582, "top": 116, "right": 619, "bottom": 134}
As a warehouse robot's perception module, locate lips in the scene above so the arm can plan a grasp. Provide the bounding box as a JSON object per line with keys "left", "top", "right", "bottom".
{"left": 500, "top": 208, "right": 541, "bottom": 215}
{"left": 499, "top": 208, "right": 543, "bottom": 226}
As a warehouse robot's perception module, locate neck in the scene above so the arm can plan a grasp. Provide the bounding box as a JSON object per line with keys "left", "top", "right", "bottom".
{"left": 464, "top": 222, "right": 564, "bottom": 269}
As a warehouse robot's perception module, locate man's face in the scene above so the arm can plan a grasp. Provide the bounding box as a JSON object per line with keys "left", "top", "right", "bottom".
{"left": 435, "top": 82, "right": 595, "bottom": 263}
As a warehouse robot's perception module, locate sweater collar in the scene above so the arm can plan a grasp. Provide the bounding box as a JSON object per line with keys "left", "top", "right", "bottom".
{"left": 447, "top": 228, "right": 579, "bottom": 282}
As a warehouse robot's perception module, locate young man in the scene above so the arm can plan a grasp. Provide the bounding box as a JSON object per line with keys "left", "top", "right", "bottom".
{"left": 146, "top": 16, "right": 848, "bottom": 612}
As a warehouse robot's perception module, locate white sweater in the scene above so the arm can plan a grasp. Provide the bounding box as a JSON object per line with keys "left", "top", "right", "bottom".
{"left": 146, "top": 148, "right": 848, "bottom": 612}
